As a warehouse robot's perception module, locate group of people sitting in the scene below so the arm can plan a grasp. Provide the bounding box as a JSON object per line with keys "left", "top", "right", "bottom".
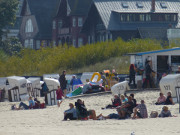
{"left": 98, "top": 93, "right": 148, "bottom": 120}
{"left": 63, "top": 92, "right": 175, "bottom": 121}
{"left": 63, "top": 93, "right": 145, "bottom": 121}
{"left": 155, "top": 92, "right": 174, "bottom": 105}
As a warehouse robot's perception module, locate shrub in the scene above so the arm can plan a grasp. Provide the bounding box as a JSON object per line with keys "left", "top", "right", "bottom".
{"left": 0, "top": 38, "right": 172, "bottom": 77}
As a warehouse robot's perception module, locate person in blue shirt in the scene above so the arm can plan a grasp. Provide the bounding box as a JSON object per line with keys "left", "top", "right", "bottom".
{"left": 18, "top": 96, "right": 35, "bottom": 109}
{"left": 64, "top": 103, "right": 77, "bottom": 120}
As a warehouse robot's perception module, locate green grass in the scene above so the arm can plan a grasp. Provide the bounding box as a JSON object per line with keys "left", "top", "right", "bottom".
{"left": 0, "top": 38, "right": 175, "bottom": 77}
{"left": 65, "top": 56, "right": 130, "bottom": 74}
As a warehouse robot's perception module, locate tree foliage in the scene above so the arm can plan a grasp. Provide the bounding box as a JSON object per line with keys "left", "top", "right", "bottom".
{"left": 0, "top": 37, "right": 22, "bottom": 56}
{"left": 0, "top": 38, "right": 167, "bottom": 77}
{"left": 0, "top": 0, "right": 18, "bottom": 39}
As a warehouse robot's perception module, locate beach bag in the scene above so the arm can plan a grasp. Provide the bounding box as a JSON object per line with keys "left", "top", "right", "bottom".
{"left": 150, "top": 111, "right": 158, "bottom": 118}
{"left": 40, "top": 103, "right": 46, "bottom": 109}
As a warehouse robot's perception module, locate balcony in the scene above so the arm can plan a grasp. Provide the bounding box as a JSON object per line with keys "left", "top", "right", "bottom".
{"left": 58, "top": 28, "right": 70, "bottom": 35}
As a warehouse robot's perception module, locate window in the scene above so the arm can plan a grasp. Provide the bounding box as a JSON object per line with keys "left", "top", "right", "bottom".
{"left": 36, "top": 40, "right": 40, "bottom": 49}
{"left": 58, "top": 20, "right": 63, "bottom": 28}
{"left": 88, "top": 36, "right": 91, "bottom": 44}
{"left": 160, "top": 3, "right": 167, "bottom": 8}
{"left": 29, "top": 39, "right": 33, "bottom": 49}
{"left": 129, "top": 14, "right": 135, "bottom": 21}
{"left": 73, "top": 39, "right": 76, "bottom": 47}
{"left": 172, "top": 14, "right": 177, "bottom": 22}
{"left": 78, "top": 38, "right": 83, "bottom": 47}
{"left": 24, "top": 40, "right": 29, "bottom": 48}
{"left": 78, "top": 17, "right": 83, "bottom": 27}
{"left": 146, "top": 14, "right": 151, "bottom": 21}
{"left": 120, "top": 14, "right": 126, "bottom": 21}
{"left": 53, "top": 41, "right": 56, "bottom": 46}
{"left": 53, "top": 21, "right": 56, "bottom": 29}
{"left": 171, "top": 56, "right": 180, "bottom": 64}
{"left": 25, "top": 19, "right": 33, "bottom": 33}
{"left": 127, "top": 14, "right": 130, "bottom": 21}
{"left": 92, "top": 36, "right": 94, "bottom": 43}
{"left": 139, "top": 14, "right": 145, "bottom": 21}
{"left": 165, "top": 14, "right": 171, "bottom": 21}
{"left": 136, "top": 2, "right": 143, "bottom": 8}
{"left": 122, "top": 2, "right": 128, "bottom": 8}
{"left": 24, "top": 39, "right": 33, "bottom": 49}
{"left": 58, "top": 40, "right": 61, "bottom": 45}
{"left": 72, "top": 18, "right": 76, "bottom": 27}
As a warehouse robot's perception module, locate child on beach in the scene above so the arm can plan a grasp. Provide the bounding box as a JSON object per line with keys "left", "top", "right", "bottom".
{"left": 159, "top": 106, "right": 172, "bottom": 117}
{"left": 120, "top": 95, "right": 128, "bottom": 104}
{"left": 56, "top": 86, "right": 64, "bottom": 107}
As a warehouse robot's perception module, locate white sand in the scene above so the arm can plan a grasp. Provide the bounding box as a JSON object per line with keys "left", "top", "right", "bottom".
{"left": 0, "top": 90, "right": 180, "bottom": 135}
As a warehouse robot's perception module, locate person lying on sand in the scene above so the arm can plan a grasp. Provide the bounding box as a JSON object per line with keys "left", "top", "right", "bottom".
{"left": 132, "top": 100, "right": 148, "bottom": 119}
{"left": 75, "top": 99, "right": 97, "bottom": 120}
{"left": 12, "top": 96, "right": 35, "bottom": 110}
{"left": 155, "top": 92, "right": 166, "bottom": 105}
{"left": 97, "top": 113, "right": 120, "bottom": 120}
{"left": 102, "top": 95, "right": 121, "bottom": 109}
{"left": 64, "top": 103, "right": 77, "bottom": 121}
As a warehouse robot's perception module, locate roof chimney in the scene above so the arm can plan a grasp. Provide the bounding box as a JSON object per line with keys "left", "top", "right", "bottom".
{"left": 151, "top": 0, "right": 155, "bottom": 12}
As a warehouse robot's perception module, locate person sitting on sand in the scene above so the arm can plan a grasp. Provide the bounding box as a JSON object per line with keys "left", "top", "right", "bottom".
{"left": 159, "top": 106, "right": 172, "bottom": 118}
{"left": 133, "top": 100, "right": 148, "bottom": 119}
{"left": 120, "top": 95, "right": 128, "bottom": 104}
{"left": 155, "top": 92, "right": 166, "bottom": 105}
{"left": 117, "top": 96, "right": 134, "bottom": 119}
{"left": 165, "top": 92, "right": 174, "bottom": 105}
{"left": 102, "top": 95, "right": 121, "bottom": 109}
{"left": 14, "top": 96, "right": 35, "bottom": 110}
{"left": 75, "top": 99, "right": 97, "bottom": 120}
{"left": 64, "top": 103, "right": 77, "bottom": 120}
{"left": 56, "top": 86, "right": 64, "bottom": 107}
{"left": 130, "top": 93, "right": 137, "bottom": 108}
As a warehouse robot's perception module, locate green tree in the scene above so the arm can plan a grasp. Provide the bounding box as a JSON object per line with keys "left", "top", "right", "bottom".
{"left": 0, "top": 37, "right": 22, "bottom": 56}
{"left": 0, "top": 0, "right": 18, "bottom": 39}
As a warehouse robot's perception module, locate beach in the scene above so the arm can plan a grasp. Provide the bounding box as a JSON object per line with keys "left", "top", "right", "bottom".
{"left": 0, "top": 90, "right": 180, "bottom": 135}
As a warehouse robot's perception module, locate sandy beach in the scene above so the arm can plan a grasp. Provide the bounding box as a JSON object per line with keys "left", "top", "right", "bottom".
{"left": 0, "top": 90, "right": 180, "bottom": 135}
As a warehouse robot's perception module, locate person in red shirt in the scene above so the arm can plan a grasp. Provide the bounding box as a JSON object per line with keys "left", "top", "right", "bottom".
{"left": 56, "top": 86, "right": 64, "bottom": 107}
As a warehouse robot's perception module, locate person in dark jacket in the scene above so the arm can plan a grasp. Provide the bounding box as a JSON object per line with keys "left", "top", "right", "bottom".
{"left": 75, "top": 99, "right": 97, "bottom": 120}
{"left": 102, "top": 95, "right": 121, "bottom": 109}
{"left": 59, "top": 70, "right": 67, "bottom": 97}
{"left": 165, "top": 92, "right": 174, "bottom": 105}
{"left": 129, "top": 64, "right": 136, "bottom": 88}
{"left": 142, "top": 61, "right": 155, "bottom": 89}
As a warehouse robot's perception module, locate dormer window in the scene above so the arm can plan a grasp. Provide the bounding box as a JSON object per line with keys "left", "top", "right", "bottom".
{"left": 25, "top": 19, "right": 33, "bottom": 33}
{"left": 136, "top": 2, "right": 143, "bottom": 8}
{"left": 160, "top": 3, "right": 167, "bottom": 8}
{"left": 122, "top": 2, "right": 128, "bottom": 8}
{"left": 58, "top": 20, "right": 63, "bottom": 28}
